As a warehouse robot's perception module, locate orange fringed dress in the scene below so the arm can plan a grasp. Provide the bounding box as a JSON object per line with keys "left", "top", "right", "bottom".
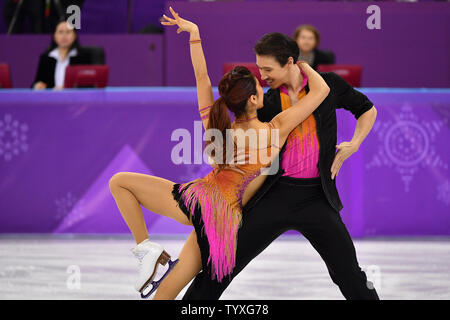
{"left": 172, "top": 120, "right": 279, "bottom": 282}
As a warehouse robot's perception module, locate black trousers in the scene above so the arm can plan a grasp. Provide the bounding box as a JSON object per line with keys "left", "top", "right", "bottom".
{"left": 182, "top": 176, "right": 379, "bottom": 300}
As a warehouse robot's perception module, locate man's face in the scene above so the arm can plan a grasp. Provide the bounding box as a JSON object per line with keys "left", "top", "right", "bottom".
{"left": 256, "top": 55, "right": 290, "bottom": 89}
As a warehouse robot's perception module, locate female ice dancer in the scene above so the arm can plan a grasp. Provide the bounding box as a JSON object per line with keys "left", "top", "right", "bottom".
{"left": 108, "top": 6, "right": 330, "bottom": 299}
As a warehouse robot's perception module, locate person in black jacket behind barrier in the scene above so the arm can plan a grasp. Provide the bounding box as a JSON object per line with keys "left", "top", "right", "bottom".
{"left": 294, "top": 24, "right": 335, "bottom": 71}
{"left": 32, "top": 19, "right": 91, "bottom": 90}
{"left": 182, "top": 32, "right": 379, "bottom": 300}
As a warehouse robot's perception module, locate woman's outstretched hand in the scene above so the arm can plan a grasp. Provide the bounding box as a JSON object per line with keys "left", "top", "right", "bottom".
{"left": 161, "top": 6, "right": 211, "bottom": 115}
{"left": 160, "top": 6, "right": 198, "bottom": 34}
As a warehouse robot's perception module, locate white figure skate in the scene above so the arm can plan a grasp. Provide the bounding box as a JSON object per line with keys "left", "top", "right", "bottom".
{"left": 131, "top": 239, "right": 179, "bottom": 299}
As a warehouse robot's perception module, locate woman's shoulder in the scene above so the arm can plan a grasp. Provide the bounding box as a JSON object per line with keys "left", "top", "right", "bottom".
{"left": 236, "top": 122, "right": 279, "bottom": 151}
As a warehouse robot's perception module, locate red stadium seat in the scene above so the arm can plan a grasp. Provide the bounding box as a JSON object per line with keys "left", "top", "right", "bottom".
{"left": 64, "top": 65, "right": 109, "bottom": 88}
{"left": 317, "top": 64, "right": 362, "bottom": 87}
{"left": 0, "top": 63, "right": 12, "bottom": 88}
{"left": 223, "top": 62, "right": 267, "bottom": 87}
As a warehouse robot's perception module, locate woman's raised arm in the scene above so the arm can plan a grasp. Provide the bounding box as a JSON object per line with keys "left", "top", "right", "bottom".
{"left": 161, "top": 7, "right": 214, "bottom": 130}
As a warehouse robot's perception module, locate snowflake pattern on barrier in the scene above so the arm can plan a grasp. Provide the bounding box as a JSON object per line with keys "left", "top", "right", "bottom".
{"left": 0, "top": 113, "right": 29, "bottom": 162}
{"left": 54, "top": 191, "right": 86, "bottom": 227}
{"left": 437, "top": 180, "right": 450, "bottom": 206}
{"left": 366, "top": 103, "right": 448, "bottom": 192}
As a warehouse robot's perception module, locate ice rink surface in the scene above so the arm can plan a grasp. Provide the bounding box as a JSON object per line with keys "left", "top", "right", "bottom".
{"left": 0, "top": 234, "right": 449, "bottom": 300}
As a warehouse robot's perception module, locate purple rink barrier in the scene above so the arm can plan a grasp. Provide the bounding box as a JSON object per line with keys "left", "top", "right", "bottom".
{"left": 0, "top": 87, "right": 449, "bottom": 237}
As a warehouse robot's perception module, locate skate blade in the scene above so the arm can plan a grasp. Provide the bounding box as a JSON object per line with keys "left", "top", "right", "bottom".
{"left": 137, "top": 250, "right": 171, "bottom": 293}
{"left": 140, "top": 258, "right": 179, "bottom": 299}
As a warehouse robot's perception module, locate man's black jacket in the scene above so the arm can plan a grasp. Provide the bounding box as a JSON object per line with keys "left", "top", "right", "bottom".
{"left": 244, "top": 72, "right": 374, "bottom": 214}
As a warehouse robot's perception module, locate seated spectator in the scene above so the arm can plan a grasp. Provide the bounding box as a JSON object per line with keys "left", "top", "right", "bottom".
{"left": 293, "top": 24, "right": 335, "bottom": 70}
{"left": 32, "top": 20, "right": 92, "bottom": 90}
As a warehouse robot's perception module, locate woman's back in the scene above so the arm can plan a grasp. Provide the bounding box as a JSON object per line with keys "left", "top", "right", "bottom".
{"left": 174, "top": 119, "right": 281, "bottom": 281}
{"left": 206, "top": 119, "right": 282, "bottom": 208}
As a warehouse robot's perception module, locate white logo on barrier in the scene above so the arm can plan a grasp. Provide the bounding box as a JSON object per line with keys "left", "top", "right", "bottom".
{"left": 66, "top": 265, "right": 81, "bottom": 290}
{"left": 0, "top": 113, "right": 29, "bottom": 162}
{"left": 437, "top": 180, "right": 450, "bottom": 206}
{"left": 366, "top": 104, "right": 447, "bottom": 192}
{"left": 366, "top": 5, "right": 381, "bottom": 30}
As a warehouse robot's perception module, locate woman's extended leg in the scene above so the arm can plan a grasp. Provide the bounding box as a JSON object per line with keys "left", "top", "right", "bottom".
{"left": 109, "top": 172, "right": 202, "bottom": 299}
{"left": 108, "top": 171, "right": 191, "bottom": 244}
{"left": 153, "top": 230, "right": 202, "bottom": 300}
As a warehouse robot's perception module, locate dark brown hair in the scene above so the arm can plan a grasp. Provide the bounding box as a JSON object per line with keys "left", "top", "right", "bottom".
{"left": 293, "top": 24, "right": 321, "bottom": 49}
{"left": 253, "top": 32, "right": 299, "bottom": 67}
{"left": 206, "top": 66, "right": 258, "bottom": 169}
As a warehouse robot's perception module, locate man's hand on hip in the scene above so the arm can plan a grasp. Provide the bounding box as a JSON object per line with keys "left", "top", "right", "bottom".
{"left": 331, "top": 141, "right": 359, "bottom": 180}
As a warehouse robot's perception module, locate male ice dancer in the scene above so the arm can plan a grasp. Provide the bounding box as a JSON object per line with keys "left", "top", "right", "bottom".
{"left": 182, "top": 33, "right": 379, "bottom": 300}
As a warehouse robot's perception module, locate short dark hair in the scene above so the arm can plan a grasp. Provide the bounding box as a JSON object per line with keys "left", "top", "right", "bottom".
{"left": 253, "top": 32, "right": 299, "bottom": 67}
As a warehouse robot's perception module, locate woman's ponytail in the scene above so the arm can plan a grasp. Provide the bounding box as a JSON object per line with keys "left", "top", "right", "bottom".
{"left": 205, "top": 96, "right": 232, "bottom": 169}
